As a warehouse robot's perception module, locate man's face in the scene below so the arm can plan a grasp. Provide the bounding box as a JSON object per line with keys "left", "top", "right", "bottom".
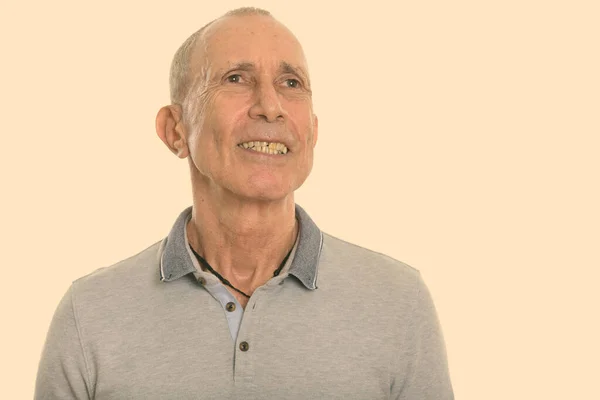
{"left": 182, "top": 15, "right": 318, "bottom": 202}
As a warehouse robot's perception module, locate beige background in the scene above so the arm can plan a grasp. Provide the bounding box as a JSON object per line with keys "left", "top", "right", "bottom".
{"left": 1, "top": 0, "right": 598, "bottom": 398}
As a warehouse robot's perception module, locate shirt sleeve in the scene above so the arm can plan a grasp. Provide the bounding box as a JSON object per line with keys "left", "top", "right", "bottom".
{"left": 392, "top": 272, "right": 454, "bottom": 399}
{"left": 35, "top": 284, "right": 93, "bottom": 400}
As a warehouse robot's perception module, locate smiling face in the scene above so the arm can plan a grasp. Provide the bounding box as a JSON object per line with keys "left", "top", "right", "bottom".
{"left": 182, "top": 14, "right": 318, "bottom": 202}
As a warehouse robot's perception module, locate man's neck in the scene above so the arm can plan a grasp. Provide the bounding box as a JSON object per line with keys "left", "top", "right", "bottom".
{"left": 186, "top": 192, "right": 298, "bottom": 292}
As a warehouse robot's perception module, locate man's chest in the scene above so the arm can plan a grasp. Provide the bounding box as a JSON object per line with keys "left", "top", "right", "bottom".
{"left": 92, "top": 335, "right": 393, "bottom": 400}
{"left": 89, "top": 299, "right": 398, "bottom": 400}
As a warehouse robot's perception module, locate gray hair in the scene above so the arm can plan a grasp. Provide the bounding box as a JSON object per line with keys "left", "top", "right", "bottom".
{"left": 169, "top": 7, "right": 272, "bottom": 105}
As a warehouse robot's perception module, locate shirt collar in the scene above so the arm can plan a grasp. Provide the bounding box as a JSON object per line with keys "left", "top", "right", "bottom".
{"left": 159, "top": 204, "right": 323, "bottom": 290}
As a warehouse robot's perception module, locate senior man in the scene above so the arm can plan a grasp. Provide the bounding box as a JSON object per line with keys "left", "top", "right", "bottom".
{"left": 35, "top": 7, "right": 454, "bottom": 400}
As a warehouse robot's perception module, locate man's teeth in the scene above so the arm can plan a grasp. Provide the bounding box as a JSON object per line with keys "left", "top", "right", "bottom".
{"left": 238, "top": 141, "right": 288, "bottom": 155}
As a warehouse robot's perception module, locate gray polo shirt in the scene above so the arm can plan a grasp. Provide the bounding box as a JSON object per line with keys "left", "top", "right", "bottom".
{"left": 35, "top": 204, "right": 454, "bottom": 399}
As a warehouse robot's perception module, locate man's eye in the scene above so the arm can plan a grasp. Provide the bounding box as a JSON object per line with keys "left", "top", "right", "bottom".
{"left": 227, "top": 74, "right": 242, "bottom": 83}
{"left": 285, "top": 79, "right": 301, "bottom": 88}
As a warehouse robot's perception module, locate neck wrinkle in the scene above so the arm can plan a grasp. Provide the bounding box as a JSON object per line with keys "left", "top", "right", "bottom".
{"left": 186, "top": 194, "right": 299, "bottom": 285}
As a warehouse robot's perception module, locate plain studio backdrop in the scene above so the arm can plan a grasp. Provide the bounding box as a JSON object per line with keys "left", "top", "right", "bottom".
{"left": 1, "top": 0, "right": 598, "bottom": 398}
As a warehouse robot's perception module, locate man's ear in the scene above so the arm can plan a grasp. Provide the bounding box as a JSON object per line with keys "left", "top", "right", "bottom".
{"left": 156, "top": 105, "right": 189, "bottom": 158}
{"left": 312, "top": 114, "right": 319, "bottom": 147}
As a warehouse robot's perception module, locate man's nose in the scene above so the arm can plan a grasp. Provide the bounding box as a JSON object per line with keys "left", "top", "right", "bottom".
{"left": 248, "top": 82, "right": 284, "bottom": 122}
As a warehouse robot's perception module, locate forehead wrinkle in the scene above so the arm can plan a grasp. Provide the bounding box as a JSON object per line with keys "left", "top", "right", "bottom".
{"left": 198, "top": 16, "right": 310, "bottom": 79}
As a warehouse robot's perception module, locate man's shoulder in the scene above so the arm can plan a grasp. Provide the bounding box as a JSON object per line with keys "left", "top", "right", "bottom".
{"left": 71, "top": 238, "right": 165, "bottom": 297}
{"left": 321, "top": 232, "right": 420, "bottom": 281}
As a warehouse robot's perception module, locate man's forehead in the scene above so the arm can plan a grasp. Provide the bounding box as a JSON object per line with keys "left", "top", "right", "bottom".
{"left": 191, "top": 15, "right": 309, "bottom": 75}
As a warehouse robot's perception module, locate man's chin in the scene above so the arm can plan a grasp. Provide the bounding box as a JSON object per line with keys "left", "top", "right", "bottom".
{"left": 232, "top": 182, "right": 295, "bottom": 203}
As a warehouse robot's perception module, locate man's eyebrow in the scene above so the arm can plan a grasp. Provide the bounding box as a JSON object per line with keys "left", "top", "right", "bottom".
{"left": 214, "top": 61, "right": 310, "bottom": 84}
{"left": 279, "top": 62, "right": 309, "bottom": 83}
{"left": 219, "top": 61, "right": 256, "bottom": 75}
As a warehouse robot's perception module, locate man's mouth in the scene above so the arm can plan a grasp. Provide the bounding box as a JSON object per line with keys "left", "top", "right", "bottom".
{"left": 237, "top": 141, "right": 289, "bottom": 155}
